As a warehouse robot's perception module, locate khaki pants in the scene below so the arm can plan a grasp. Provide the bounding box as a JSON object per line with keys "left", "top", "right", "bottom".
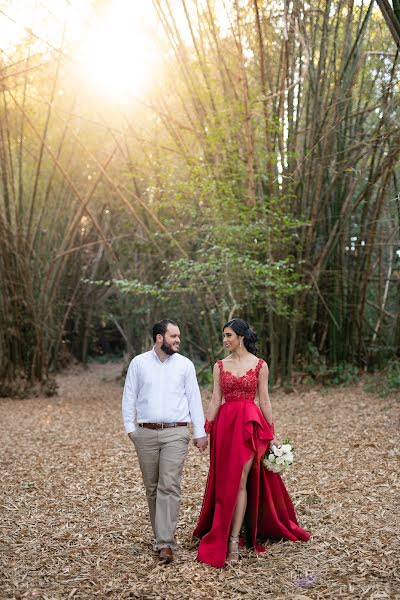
{"left": 132, "top": 426, "right": 189, "bottom": 550}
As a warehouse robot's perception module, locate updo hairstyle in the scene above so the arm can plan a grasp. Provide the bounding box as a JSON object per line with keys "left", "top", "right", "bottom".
{"left": 223, "top": 318, "right": 258, "bottom": 355}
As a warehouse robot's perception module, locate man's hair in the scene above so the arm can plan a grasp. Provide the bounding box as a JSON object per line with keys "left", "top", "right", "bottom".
{"left": 152, "top": 319, "right": 178, "bottom": 342}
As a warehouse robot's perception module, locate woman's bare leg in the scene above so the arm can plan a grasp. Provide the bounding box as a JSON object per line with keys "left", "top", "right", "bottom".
{"left": 231, "top": 454, "right": 254, "bottom": 536}
{"left": 227, "top": 454, "right": 254, "bottom": 563}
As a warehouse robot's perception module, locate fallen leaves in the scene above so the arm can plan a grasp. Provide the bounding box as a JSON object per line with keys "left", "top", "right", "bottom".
{"left": 0, "top": 362, "right": 399, "bottom": 599}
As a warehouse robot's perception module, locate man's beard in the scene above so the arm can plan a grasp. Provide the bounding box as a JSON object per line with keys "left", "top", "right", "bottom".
{"left": 161, "top": 340, "right": 178, "bottom": 355}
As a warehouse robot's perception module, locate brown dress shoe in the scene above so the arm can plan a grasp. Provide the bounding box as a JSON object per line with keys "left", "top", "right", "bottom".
{"left": 159, "top": 547, "right": 174, "bottom": 563}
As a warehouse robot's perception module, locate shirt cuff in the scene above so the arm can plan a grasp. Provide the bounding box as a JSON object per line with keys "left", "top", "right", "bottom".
{"left": 192, "top": 426, "right": 206, "bottom": 438}
{"left": 125, "top": 424, "right": 136, "bottom": 434}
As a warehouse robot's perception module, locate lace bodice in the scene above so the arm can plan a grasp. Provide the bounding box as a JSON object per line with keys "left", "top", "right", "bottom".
{"left": 218, "top": 358, "right": 264, "bottom": 402}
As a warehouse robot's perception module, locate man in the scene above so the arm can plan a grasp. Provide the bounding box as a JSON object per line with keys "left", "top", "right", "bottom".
{"left": 122, "top": 319, "right": 207, "bottom": 564}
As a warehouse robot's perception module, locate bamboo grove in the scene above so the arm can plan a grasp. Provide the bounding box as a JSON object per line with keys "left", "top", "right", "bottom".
{"left": 0, "top": 0, "right": 399, "bottom": 396}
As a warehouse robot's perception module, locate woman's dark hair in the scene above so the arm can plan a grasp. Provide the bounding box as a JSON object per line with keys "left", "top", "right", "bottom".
{"left": 152, "top": 319, "right": 178, "bottom": 342}
{"left": 223, "top": 318, "right": 258, "bottom": 355}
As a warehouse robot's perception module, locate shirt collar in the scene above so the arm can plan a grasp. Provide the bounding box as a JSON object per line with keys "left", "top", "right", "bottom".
{"left": 152, "top": 345, "right": 175, "bottom": 364}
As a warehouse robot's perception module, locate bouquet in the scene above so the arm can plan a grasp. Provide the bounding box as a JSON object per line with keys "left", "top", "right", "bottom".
{"left": 263, "top": 440, "right": 294, "bottom": 474}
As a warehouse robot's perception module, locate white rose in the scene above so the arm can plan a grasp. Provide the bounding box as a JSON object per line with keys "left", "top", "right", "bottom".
{"left": 284, "top": 452, "right": 294, "bottom": 464}
{"left": 268, "top": 454, "right": 275, "bottom": 462}
{"left": 282, "top": 444, "right": 292, "bottom": 453}
{"left": 276, "top": 456, "right": 285, "bottom": 465}
{"left": 274, "top": 447, "right": 283, "bottom": 457}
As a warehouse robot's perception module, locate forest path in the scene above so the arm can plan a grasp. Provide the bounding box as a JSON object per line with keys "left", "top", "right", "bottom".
{"left": 1, "top": 362, "right": 399, "bottom": 600}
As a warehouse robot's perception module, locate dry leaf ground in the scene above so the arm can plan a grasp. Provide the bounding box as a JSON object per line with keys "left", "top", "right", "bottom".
{"left": 1, "top": 362, "right": 399, "bottom": 600}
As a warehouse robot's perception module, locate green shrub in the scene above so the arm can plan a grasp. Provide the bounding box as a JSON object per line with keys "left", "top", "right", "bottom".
{"left": 364, "top": 359, "right": 400, "bottom": 398}
{"left": 301, "top": 345, "right": 360, "bottom": 385}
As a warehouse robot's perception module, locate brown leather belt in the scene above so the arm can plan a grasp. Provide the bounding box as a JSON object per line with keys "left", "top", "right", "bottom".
{"left": 138, "top": 422, "right": 188, "bottom": 430}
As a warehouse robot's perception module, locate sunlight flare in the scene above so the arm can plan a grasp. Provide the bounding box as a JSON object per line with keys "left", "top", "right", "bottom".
{"left": 77, "top": 1, "right": 157, "bottom": 101}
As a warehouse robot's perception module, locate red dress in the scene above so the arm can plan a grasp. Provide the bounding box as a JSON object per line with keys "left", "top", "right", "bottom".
{"left": 193, "top": 358, "right": 310, "bottom": 568}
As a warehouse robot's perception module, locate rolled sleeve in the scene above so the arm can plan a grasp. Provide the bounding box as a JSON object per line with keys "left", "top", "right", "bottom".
{"left": 185, "top": 362, "right": 206, "bottom": 438}
{"left": 122, "top": 359, "right": 138, "bottom": 434}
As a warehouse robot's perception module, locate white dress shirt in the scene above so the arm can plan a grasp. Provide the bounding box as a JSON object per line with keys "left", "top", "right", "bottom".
{"left": 122, "top": 347, "right": 206, "bottom": 438}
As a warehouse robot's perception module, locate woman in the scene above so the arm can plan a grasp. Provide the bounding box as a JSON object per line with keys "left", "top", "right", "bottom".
{"left": 193, "top": 318, "right": 310, "bottom": 568}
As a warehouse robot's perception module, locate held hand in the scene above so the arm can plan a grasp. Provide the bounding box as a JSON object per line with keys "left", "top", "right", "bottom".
{"left": 194, "top": 436, "right": 208, "bottom": 452}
